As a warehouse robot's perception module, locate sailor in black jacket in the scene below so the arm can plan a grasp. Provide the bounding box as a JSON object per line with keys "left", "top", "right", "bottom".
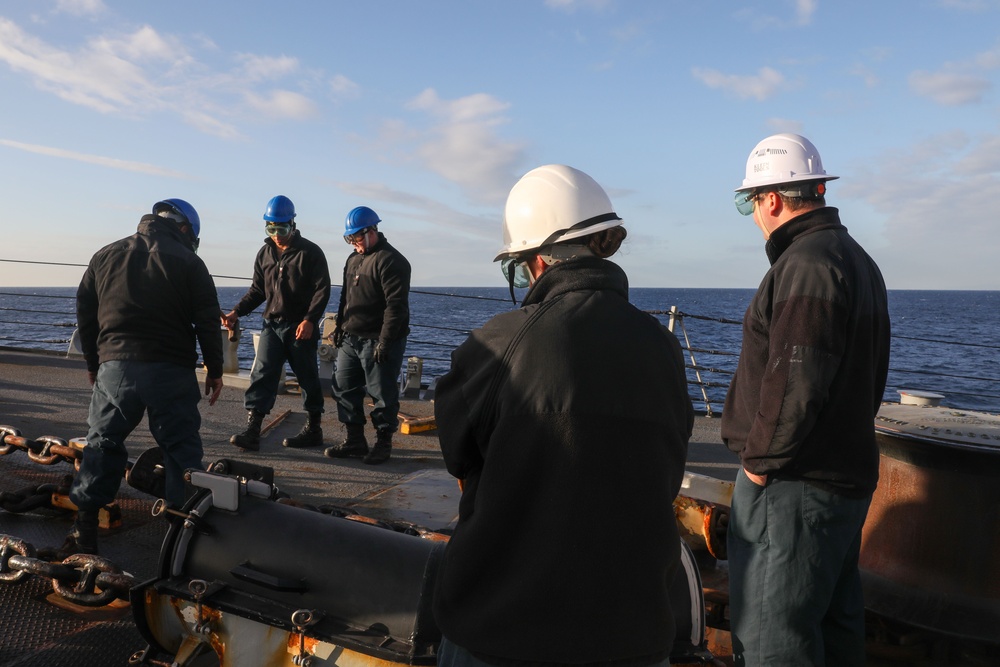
{"left": 325, "top": 205, "right": 411, "bottom": 465}
{"left": 723, "top": 134, "right": 890, "bottom": 667}
{"left": 224, "top": 196, "right": 331, "bottom": 451}
{"left": 433, "top": 165, "right": 693, "bottom": 667}
{"left": 67, "top": 198, "right": 223, "bottom": 556}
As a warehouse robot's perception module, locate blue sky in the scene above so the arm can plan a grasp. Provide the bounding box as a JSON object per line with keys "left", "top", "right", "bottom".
{"left": 2, "top": 0, "right": 999, "bottom": 290}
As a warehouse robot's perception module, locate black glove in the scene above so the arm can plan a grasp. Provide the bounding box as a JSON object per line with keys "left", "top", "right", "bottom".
{"left": 373, "top": 340, "right": 387, "bottom": 364}
{"left": 333, "top": 329, "right": 345, "bottom": 348}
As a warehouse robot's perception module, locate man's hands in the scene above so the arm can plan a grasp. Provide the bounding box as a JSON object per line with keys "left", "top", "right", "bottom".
{"left": 373, "top": 340, "right": 387, "bottom": 364}
{"left": 221, "top": 310, "right": 239, "bottom": 330}
{"left": 205, "top": 376, "right": 223, "bottom": 406}
{"left": 743, "top": 468, "right": 768, "bottom": 486}
{"left": 295, "top": 320, "right": 314, "bottom": 341}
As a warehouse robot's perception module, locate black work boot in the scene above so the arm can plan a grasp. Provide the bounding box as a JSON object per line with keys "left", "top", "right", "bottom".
{"left": 324, "top": 423, "right": 368, "bottom": 459}
{"left": 283, "top": 412, "right": 323, "bottom": 448}
{"left": 231, "top": 409, "right": 265, "bottom": 451}
{"left": 57, "top": 508, "right": 100, "bottom": 558}
{"left": 364, "top": 429, "right": 393, "bottom": 465}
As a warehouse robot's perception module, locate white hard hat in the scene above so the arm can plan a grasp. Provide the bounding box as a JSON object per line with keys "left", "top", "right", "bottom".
{"left": 735, "top": 133, "right": 838, "bottom": 192}
{"left": 495, "top": 164, "right": 622, "bottom": 262}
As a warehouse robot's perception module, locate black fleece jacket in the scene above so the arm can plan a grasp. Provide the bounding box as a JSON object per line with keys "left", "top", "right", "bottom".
{"left": 232, "top": 230, "right": 331, "bottom": 327}
{"left": 433, "top": 257, "right": 693, "bottom": 666}
{"left": 721, "top": 207, "right": 891, "bottom": 495}
{"left": 76, "top": 216, "right": 224, "bottom": 377}
{"left": 336, "top": 232, "right": 410, "bottom": 342}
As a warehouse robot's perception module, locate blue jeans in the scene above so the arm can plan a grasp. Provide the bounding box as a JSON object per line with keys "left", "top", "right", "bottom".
{"left": 245, "top": 319, "right": 324, "bottom": 414}
{"left": 437, "top": 636, "right": 672, "bottom": 667}
{"left": 70, "top": 361, "right": 204, "bottom": 510}
{"left": 331, "top": 334, "right": 406, "bottom": 431}
{"left": 727, "top": 473, "right": 871, "bottom": 667}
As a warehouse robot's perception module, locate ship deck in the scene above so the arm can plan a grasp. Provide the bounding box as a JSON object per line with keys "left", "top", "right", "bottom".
{"left": 0, "top": 347, "right": 738, "bottom": 666}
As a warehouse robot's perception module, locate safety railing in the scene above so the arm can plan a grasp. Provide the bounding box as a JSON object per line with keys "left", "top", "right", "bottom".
{"left": 4, "top": 258, "right": 1000, "bottom": 415}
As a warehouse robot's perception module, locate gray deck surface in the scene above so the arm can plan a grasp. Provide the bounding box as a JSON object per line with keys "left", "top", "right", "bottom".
{"left": 0, "top": 347, "right": 737, "bottom": 666}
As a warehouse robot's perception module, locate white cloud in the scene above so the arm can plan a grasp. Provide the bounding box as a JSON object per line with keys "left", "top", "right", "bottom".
{"left": 333, "top": 181, "right": 495, "bottom": 239}
{"left": 909, "top": 70, "right": 991, "bottom": 105}
{"left": 691, "top": 66, "right": 786, "bottom": 101}
{"left": 909, "top": 44, "right": 1000, "bottom": 106}
{"left": 0, "top": 19, "right": 187, "bottom": 114}
{"left": 793, "top": 0, "right": 819, "bottom": 24}
{"left": 330, "top": 73, "right": 360, "bottom": 99}
{"left": 402, "top": 89, "right": 527, "bottom": 204}
{"left": 0, "top": 18, "right": 328, "bottom": 139}
{"left": 849, "top": 63, "right": 880, "bottom": 88}
{"left": 840, "top": 131, "right": 1000, "bottom": 288}
{"left": 0, "top": 138, "right": 189, "bottom": 178}
{"left": 180, "top": 109, "right": 243, "bottom": 140}
{"left": 244, "top": 89, "right": 318, "bottom": 120}
{"left": 235, "top": 53, "right": 299, "bottom": 81}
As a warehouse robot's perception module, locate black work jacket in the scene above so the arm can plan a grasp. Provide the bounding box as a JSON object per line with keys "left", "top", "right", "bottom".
{"left": 721, "top": 207, "right": 891, "bottom": 495}
{"left": 432, "top": 257, "right": 693, "bottom": 666}
{"left": 76, "top": 216, "right": 224, "bottom": 377}
{"left": 233, "top": 230, "right": 331, "bottom": 327}
{"left": 336, "top": 233, "right": 411, "bottom": 342}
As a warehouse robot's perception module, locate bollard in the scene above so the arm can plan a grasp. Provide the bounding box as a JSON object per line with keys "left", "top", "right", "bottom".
{"left": 402, "top": 357, "right": 423, "bottom": 399}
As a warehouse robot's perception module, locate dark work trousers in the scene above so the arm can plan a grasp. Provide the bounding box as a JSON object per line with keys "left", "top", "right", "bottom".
{"left": 331, "top": 333, "right": 406, "bottom": 432}
{"left": 70, "top": 360, "right": 204, "bottom": 510}
{"left": 244, "top": 319, "right": 324, "bottom": 415}
{"left": 727, "top": 472, "right": 872, "bottom": 667}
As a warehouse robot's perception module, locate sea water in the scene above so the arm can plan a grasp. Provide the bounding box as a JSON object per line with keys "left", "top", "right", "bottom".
{"left": 1, "top": 286, "right": 998, "bottom": 414}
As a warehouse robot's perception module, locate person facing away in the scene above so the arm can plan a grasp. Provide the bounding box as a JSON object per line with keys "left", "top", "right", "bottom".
{"left": 431, "top": 164, "right": 694, "bottom": 667}
{"left": 722, "top": 133, "right": 891, "bottom": 667}
{"left": 223, "top": 195, "right": 331, "bottom": 451}
{"left": 323, "top": 206, "right": 411, "bottom": 465}
{"left": 64, "top": 198, "right": 224, "bottom": 556}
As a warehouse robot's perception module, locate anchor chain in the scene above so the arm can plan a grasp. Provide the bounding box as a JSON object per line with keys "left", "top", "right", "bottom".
{"left": 0, "top": 425, "right": 83, "bottom": 468}
{"left": 0, "top": 534, "right": 134, "bottom": 606}
{"left": 0, "top": 478, "right": 70, "bottom": 513}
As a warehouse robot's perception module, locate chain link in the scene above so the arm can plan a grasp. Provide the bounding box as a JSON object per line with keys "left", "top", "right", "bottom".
{"left": 0, "top": 534, "right": 133, "bottom": 606}
{"left": 0, "top": 481, "right": 66, "bottom": 513}
{"left": 0, "top": 425, "right": 82, "bottom": 469}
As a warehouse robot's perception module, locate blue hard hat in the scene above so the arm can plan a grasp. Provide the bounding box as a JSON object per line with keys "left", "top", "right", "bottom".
{"left": 263, "top": 195, "right": 296, "bottom": 223}
{"left": 345, "top": 206, "right": 381, "bottom": 236}
{"left": 153, "top": 198, "right": 200, "bottom": 238}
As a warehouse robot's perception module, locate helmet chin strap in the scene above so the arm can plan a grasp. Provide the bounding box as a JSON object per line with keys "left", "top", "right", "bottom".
{"left": 507, "top": 261, "right": 517, "bottom": 304}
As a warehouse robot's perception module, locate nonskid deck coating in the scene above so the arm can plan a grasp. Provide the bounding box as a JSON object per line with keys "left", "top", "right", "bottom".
{"left": 0, "top": 347, "right": 737, "bottom": 666}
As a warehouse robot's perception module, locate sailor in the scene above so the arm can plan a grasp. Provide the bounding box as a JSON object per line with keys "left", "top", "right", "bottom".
{"left": 723, "top": 133, "right": 891, "bottom": 666}
{"left": 65, "top": 198, "right": 224, "bottom": 556}
{"left": 223, "top": 195, "right": 331, "bottom": 450}
{"left": 324, "top": 206, "right": 411, "bottom": 465}
{"left": 432, "top": 165, "right": 693, "bottom": 666}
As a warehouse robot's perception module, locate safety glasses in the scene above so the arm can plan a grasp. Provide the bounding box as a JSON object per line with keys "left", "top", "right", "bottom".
{"left": 344, "top": 228, "right": 371, "bottom": 244}
{"left": 501, "top": 257, "right": 532, "bottom": 289}
{"left": 265, "top": 223, "right": 293, "bottom": 237}
{"left": 734, "top": 191, "right": 759, "bottom": 216}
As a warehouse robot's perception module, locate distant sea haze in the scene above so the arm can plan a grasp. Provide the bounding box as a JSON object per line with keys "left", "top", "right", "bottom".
{"left": 1, "top": 287, "right": 998, "bottom": 414}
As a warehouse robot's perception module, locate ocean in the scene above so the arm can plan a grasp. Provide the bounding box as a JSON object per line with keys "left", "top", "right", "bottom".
{"left": 1, "top": 286, "right": 998, "bottom": 414}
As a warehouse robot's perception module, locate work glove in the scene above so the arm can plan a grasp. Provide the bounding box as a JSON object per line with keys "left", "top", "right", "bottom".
{"left": 333, "top": 329, "right": 345, "bottom": 348}
{"left": 373, "top": 340, "right": 387, "bottom": 365}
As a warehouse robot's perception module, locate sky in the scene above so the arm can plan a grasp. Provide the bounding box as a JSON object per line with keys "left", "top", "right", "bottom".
{"left": 1, "top": 0, "right": 1000, "bottom": 290}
